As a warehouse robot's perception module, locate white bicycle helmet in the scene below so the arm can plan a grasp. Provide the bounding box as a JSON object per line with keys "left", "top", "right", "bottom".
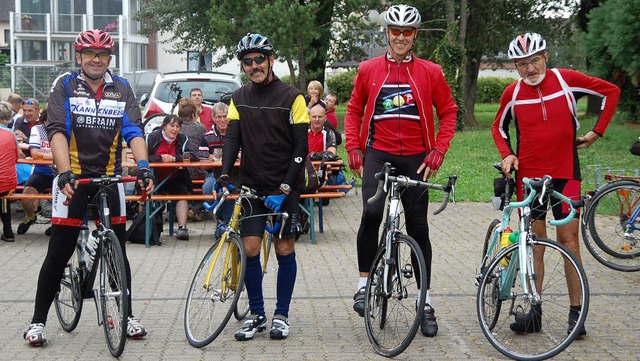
{"left": 508, "top": 32, "right": 547, "bottom": 60}
{"left": 236, "top": 33, "right": 273, "bottom": 60}
{"left": 383, "top": 4, "right": 421, "bottom": 28}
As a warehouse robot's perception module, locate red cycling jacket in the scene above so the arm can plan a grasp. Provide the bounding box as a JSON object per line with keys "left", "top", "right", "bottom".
{"left": 344, "top": 55, "right": 458, "bottom": 156}
{"left": 492, "top": 68, "right": 620, "bottom": 180}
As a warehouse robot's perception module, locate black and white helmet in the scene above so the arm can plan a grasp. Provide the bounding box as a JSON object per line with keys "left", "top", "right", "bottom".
{"left": 383, "top": 4, "right": 421, "bottom": 28}
{"left": 508, "top": 32, "right": 547, "bottom": 60}
{"left": 236, "top": 33, "right": 273, "bottom": 60}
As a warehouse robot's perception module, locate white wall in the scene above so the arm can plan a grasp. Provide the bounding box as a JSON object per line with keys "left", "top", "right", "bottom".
{"left": 156, "top": 32, "right": 290, "bottom": 76}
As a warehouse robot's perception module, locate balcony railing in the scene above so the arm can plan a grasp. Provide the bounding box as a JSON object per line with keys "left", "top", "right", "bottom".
{"left": 12, "top": 13, "right": 140, "bottom": 35}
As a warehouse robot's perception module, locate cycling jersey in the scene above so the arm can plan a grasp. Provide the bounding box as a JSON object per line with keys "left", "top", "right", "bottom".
{"left": 344, "top": 53, "right": 458, "bottom": 157}
{"left": 28, "top": 124, "right": 53, "bottom": 176}
{"left": 225, "top": 76, "right": 309, "bottom": 192}
{"left": 0, "top": 125, "right": 18, "bottom": 193}
{"left": 308, "top": 127, "right": 336, "bottom": 154}
{"left": 46, "top": 69, "right": 143, "bottom": 177}
{"left": 492, "top": 68, "right": 620, "bottom": 180}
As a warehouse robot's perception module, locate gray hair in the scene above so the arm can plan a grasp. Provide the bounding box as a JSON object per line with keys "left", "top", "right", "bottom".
{"left": 0, "top": 101, "right": 12, "bottom": 123}
{"left": 212, "top": 102, "right": 229, "bottom": 117}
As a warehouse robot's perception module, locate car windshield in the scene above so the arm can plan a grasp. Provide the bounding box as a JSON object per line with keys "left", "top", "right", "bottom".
{"left": 155, "top": 80, "right": 239, "bottom": 104}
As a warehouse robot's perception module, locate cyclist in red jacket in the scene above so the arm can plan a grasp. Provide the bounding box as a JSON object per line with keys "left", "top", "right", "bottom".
{"left": 344, "top": 4, "right": 458, "bottom": 338}
{"left": 492, "top": 32, "right": 620, "bottom": 337}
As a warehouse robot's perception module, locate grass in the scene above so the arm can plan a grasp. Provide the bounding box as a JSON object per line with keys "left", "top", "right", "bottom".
{"left": 333, "top": 101, "right": 638, "bottom": 202}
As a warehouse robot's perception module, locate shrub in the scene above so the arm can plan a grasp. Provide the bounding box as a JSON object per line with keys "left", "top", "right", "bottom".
{"left": 326, "top": 69, "right": 357, "bottom": 104}
{"left": 476, "top": 77, "right": 517, "bottom": 103}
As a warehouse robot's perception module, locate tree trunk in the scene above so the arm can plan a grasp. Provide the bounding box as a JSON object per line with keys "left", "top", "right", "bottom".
{"left": 463, "top": 55, "right": 481, "bottom": 128}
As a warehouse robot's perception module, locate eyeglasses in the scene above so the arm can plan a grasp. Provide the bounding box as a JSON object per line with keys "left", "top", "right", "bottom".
{"left": 515, "top": 56, "right": 544, "bottom": 70}
{"left": 23, "top": 99, "right": 36, "bottom": 105}
{"left": 388, "top": 27, "right": 416, "bottom": 37}
{"left": 241, "top": 55, "right": 268, "bottom": 66}
{"left": 81, "top": 50, "right": 111, "bottom": 61}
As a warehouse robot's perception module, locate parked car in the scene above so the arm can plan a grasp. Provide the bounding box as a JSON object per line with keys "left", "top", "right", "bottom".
{"left": 139, "top": 71, "right": 241, "bottom": 134}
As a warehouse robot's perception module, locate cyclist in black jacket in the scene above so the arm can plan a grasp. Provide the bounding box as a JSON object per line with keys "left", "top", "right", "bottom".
{"left": 215, "top": 33, "right": 308, "bottom": 341}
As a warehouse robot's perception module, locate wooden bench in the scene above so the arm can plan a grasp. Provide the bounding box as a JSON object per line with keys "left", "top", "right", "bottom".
{"left": 4, "top": 191, "right": 347, "bottom": 246}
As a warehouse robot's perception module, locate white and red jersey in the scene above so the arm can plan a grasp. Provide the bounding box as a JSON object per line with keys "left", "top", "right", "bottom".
{"left": 492, "top": 68, "right": 620, "bottom": 180}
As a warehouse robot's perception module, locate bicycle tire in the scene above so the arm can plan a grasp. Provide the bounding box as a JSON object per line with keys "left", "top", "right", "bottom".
{"left": 582, "top": 181, "right": 640, "bottom": 272}
{"left": 477, "top": 238, "right": 589, "bottom": 361}
{"left": 54, "top": 246, "right": 84, "bottom": 332}
{"left": 478, "top": 219, "right": 503, "bottom": 330}
{"left": 234, "top": 228, "right": 272, "bottom": 321}
{"left": 185, "top": 233, "right": 246, "bottom": 347}
{"left": 364, "top": 233, "right": 427, "bottom": 357}
{"left": 100, "top": 231, "right": 129, "bottom": 358}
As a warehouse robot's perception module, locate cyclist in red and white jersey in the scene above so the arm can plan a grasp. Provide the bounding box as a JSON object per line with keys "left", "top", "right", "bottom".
{"left": 492, "top": 32, "right": 620, "bottom": 337}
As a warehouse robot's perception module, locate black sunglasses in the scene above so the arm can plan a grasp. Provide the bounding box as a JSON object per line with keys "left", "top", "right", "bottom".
{"left": 241, "top": 55, "right": 268, "bottom": 66}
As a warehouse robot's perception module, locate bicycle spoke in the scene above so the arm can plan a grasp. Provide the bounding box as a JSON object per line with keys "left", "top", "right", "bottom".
{"left": 477, "top": 239, "right": 589, "bottom": 360}
{"left": 364, "top": 235, "right": 426, "bottom": 357}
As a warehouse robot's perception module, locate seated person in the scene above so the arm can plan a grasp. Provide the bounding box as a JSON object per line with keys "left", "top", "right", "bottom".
{"left": 308, "top": 103, "right": 337, "bottom": 159}
{"left": 199, "top": 102, "right": 238, "bottom": 236}
{"left": 308, "top": 104, "right": 348, "bottom": 190}
{"left": 305, "top": 80, "right": 326, "bottom": 110}
{"left": 146, "top": 114, "right": 196, "bottom": 241}
{"left": 178, "top": 100, "right": 207, "bottom": 221}
{"left": 17, "top": 109, "right": 54, "bottom": 236}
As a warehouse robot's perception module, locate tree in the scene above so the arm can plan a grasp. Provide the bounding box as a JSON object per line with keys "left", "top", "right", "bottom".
{"left": 584, "top": 0, "right": 640, "bottom": 121}
{"left": 136, "top": 0, "right": 379, "bottom": 91}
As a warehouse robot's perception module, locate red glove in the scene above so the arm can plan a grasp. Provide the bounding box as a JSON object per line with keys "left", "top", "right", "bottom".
{"left": 423, "top": 149, "right": 445, "bottom": 171}
{"left": 348, "top": 149, "right": 364, "bottom": 171}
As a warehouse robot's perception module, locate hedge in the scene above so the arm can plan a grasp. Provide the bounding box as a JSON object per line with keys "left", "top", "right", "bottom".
{"left": 476, "top": 77, "right": 517, "bottom": 103}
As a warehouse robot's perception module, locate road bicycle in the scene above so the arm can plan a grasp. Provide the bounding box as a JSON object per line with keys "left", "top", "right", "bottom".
{"left": 476, "top": 165, "right": 589, "bottom": 361}
{"left": 184, "top": 186, "right": 286, "bottom": 348}
{"left": 581, "top": 174, "right": 640, "bottom": 272}
{"left": 54, "top": 175, "right": 145, "bottom": 357}
{"left": 363, "top": 162, "right": 456, "bottom": 357}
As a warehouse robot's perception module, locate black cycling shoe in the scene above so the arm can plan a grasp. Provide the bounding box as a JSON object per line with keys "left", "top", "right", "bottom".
{"left": 510, "top": 304, "right": 542, "bottom": 334}
{"left": 421, "top": 304, "right": 438, "bottom": 337}
{"left": 568, "top": 306, "right": 587, "bottom": 339}
{"left": 353, "top": 287, "right": 365, "bottom": 317}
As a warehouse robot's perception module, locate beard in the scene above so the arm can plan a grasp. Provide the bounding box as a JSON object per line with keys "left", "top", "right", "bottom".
{"left": 523, "top": 71, "right": 546, "bottom": 86}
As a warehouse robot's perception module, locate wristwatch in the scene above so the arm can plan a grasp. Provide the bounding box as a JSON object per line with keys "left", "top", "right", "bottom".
{"left": 279, "top": 183, "right": 291, "bottom": 195}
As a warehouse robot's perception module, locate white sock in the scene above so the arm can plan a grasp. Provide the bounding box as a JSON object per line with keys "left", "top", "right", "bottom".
{"left": 357, "top": 277, "right": 367, "bottom": 291}
{"left": 425, "top": 290, "right": 432, "bottom": 307}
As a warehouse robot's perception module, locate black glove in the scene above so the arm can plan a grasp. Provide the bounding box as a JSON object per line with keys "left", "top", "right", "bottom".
{"left": 137, "top": 167, "right": 154, "bottom": 187}
{"left": 57, "top": 170, "right": 78, "bottom": 190}
{"left": 321, "top": 151, "right": 338, "bottom": 162}
{"left": 215, "top": 174, "right": 230, "bottom": 191}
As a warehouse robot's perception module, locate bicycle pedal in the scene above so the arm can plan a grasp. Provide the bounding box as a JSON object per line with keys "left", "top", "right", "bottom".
{"left": 401, "top": 264, "right": 413, "bottom": 278}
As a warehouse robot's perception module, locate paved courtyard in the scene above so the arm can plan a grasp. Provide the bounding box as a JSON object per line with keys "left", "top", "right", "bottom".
{"left": 1, "top": 190, "right": 639, "bottom": 360}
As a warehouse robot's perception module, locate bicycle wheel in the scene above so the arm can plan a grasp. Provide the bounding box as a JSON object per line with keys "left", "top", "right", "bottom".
{"left": 582, "top": 181, "right": 640, "bottom": 272}
{"left": 54, "top": 246, "right": 84, "bottom": 332}
{"left": 477, "top": 219, "right": 503, "bottom": 330}
{"left": 234, "top": 228, "right": 272, "bottom": 320}
{"left": 185, "top": 233, "right": 246, "bottom": 347}
{"left": 477, "top": 238, "right": 589, "bottom": 361}
{"left": 100, "top": 232, "right": 129, "bottom": 358}
{"left": 364, "top": 234, "right": 427, "bottom": 357}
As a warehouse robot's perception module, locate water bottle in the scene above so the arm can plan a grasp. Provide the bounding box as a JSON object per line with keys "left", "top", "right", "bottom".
{"left": 499, "top": 227, "right": 513, "bottom": 266}
{"left": 77, "top": 225, "right": 89, "bottom": 265}
{"left": 86, "top": 230, "right": 99, "bottom": 272}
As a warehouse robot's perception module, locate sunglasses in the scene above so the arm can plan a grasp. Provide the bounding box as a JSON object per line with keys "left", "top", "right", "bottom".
{"left": 81, "top": 50, "right": 111, "bottom": 61}
{"left": 241, "top": 55, "right": 268, "bottom": 66}
{"left": 23, "top": 99, "right": 37, "bottom": 106}
{"left": 389, "top": 28, "right": 416, "bottom": 37}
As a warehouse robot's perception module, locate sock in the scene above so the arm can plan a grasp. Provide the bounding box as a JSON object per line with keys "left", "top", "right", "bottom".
{"left": 275, "top": 252, "right": 297, "bottom": 318}
{"left": 357, "top": 277, "right": 367, "bottom": 291}
{"left": 245, "top": 254, "right": 265, "bottom": 316}
{"left": 425, "top": 290, "right": 432, "bottom": 307}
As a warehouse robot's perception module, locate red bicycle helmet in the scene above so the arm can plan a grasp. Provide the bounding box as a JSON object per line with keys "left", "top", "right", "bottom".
{"left": 74, "top": 29, "right": 115, "bottom": 52}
